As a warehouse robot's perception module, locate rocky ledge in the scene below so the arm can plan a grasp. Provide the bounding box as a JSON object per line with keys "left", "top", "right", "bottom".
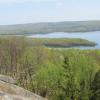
{"left": 0, "top": 75, "right": 45, "bottom": 100}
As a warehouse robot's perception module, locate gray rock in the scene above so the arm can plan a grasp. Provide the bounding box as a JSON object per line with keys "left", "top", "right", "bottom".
{"left": 0, "top": 80, "right": 45, "bottom": 100}
{"left": 0, "top": 91, "right": 42, "bottom": 100}
{"left": 0, "top": 75, "right": 16, "bottom": 84}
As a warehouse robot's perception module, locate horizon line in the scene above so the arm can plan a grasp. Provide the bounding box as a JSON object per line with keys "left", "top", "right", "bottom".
{"left": 0, "top": 19, "right": 100, "bottom": 26}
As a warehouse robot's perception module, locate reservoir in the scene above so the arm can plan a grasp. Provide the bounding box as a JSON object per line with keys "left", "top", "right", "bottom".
{"left": 28, "top": 31, "right": 100, "bottom": 49}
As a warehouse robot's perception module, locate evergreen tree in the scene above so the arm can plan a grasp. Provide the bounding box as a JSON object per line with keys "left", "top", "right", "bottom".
{"left": 91, "top": 70, "right": 100, "bottom": 100}
{"left": 61, "top": 56, "right": 77, "bottom": 100}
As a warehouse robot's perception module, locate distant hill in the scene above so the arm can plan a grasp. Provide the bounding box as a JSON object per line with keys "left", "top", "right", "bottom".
{"left": 0, "top": 20, "right": 100, "bottom": 35}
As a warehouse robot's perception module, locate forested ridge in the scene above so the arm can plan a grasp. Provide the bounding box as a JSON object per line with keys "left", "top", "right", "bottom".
{"left": 0, "top": 37, "right": 100, "bottom": 100}
{"left": 0, "top": 20, "right": 100, "bottom": 35}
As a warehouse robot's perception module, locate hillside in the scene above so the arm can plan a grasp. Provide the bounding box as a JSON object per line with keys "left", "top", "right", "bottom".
{"left": 0, "top": 37, "right": 100, "bottom": 100}
{"left": 0, "top": 20, "right": 100, "bottom": 35}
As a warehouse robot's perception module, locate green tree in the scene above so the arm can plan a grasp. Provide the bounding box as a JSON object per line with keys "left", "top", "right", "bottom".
{"left": 61, "top": 56, "right": 78, "bottom": 100}
{"left": 91, "top": 70, "right": 100, "bottom": 100}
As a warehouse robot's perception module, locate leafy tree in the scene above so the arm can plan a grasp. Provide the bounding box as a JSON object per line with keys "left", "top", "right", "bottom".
{"left": 32, "top": 63, "right": 64, "bottom": 99}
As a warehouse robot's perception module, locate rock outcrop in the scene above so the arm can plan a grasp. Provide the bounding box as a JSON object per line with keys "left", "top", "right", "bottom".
{"left": 0, "top": 75, "right": 45, "bottom": 100}
{"left": 0, "top": 75, "right": 16, "bottom": 84}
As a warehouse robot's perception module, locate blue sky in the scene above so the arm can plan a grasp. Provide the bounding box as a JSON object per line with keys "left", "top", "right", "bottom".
{"left": 0, "top": 0, "right": 100, "bottom": 25}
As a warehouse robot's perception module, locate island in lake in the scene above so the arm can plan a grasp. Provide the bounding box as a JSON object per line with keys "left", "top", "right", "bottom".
{"left": 29, "top": 38, "right": 96, "bottom": 48}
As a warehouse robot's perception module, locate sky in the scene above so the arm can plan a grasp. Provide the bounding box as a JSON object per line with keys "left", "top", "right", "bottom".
{"left": 0, "top": 0, "right": 100, "bottom": 25}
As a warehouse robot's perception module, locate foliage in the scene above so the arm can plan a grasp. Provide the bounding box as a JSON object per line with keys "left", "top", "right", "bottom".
{"left": 91, "top": 70, "right": 100, "bottom": 100}
{"left": 0, "top": 37, "right": 100, "bottom": 100}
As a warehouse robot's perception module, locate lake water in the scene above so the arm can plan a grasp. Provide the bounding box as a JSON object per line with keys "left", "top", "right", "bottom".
{"left": 28, "top": 31, "right": 100, "bottom": 49}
